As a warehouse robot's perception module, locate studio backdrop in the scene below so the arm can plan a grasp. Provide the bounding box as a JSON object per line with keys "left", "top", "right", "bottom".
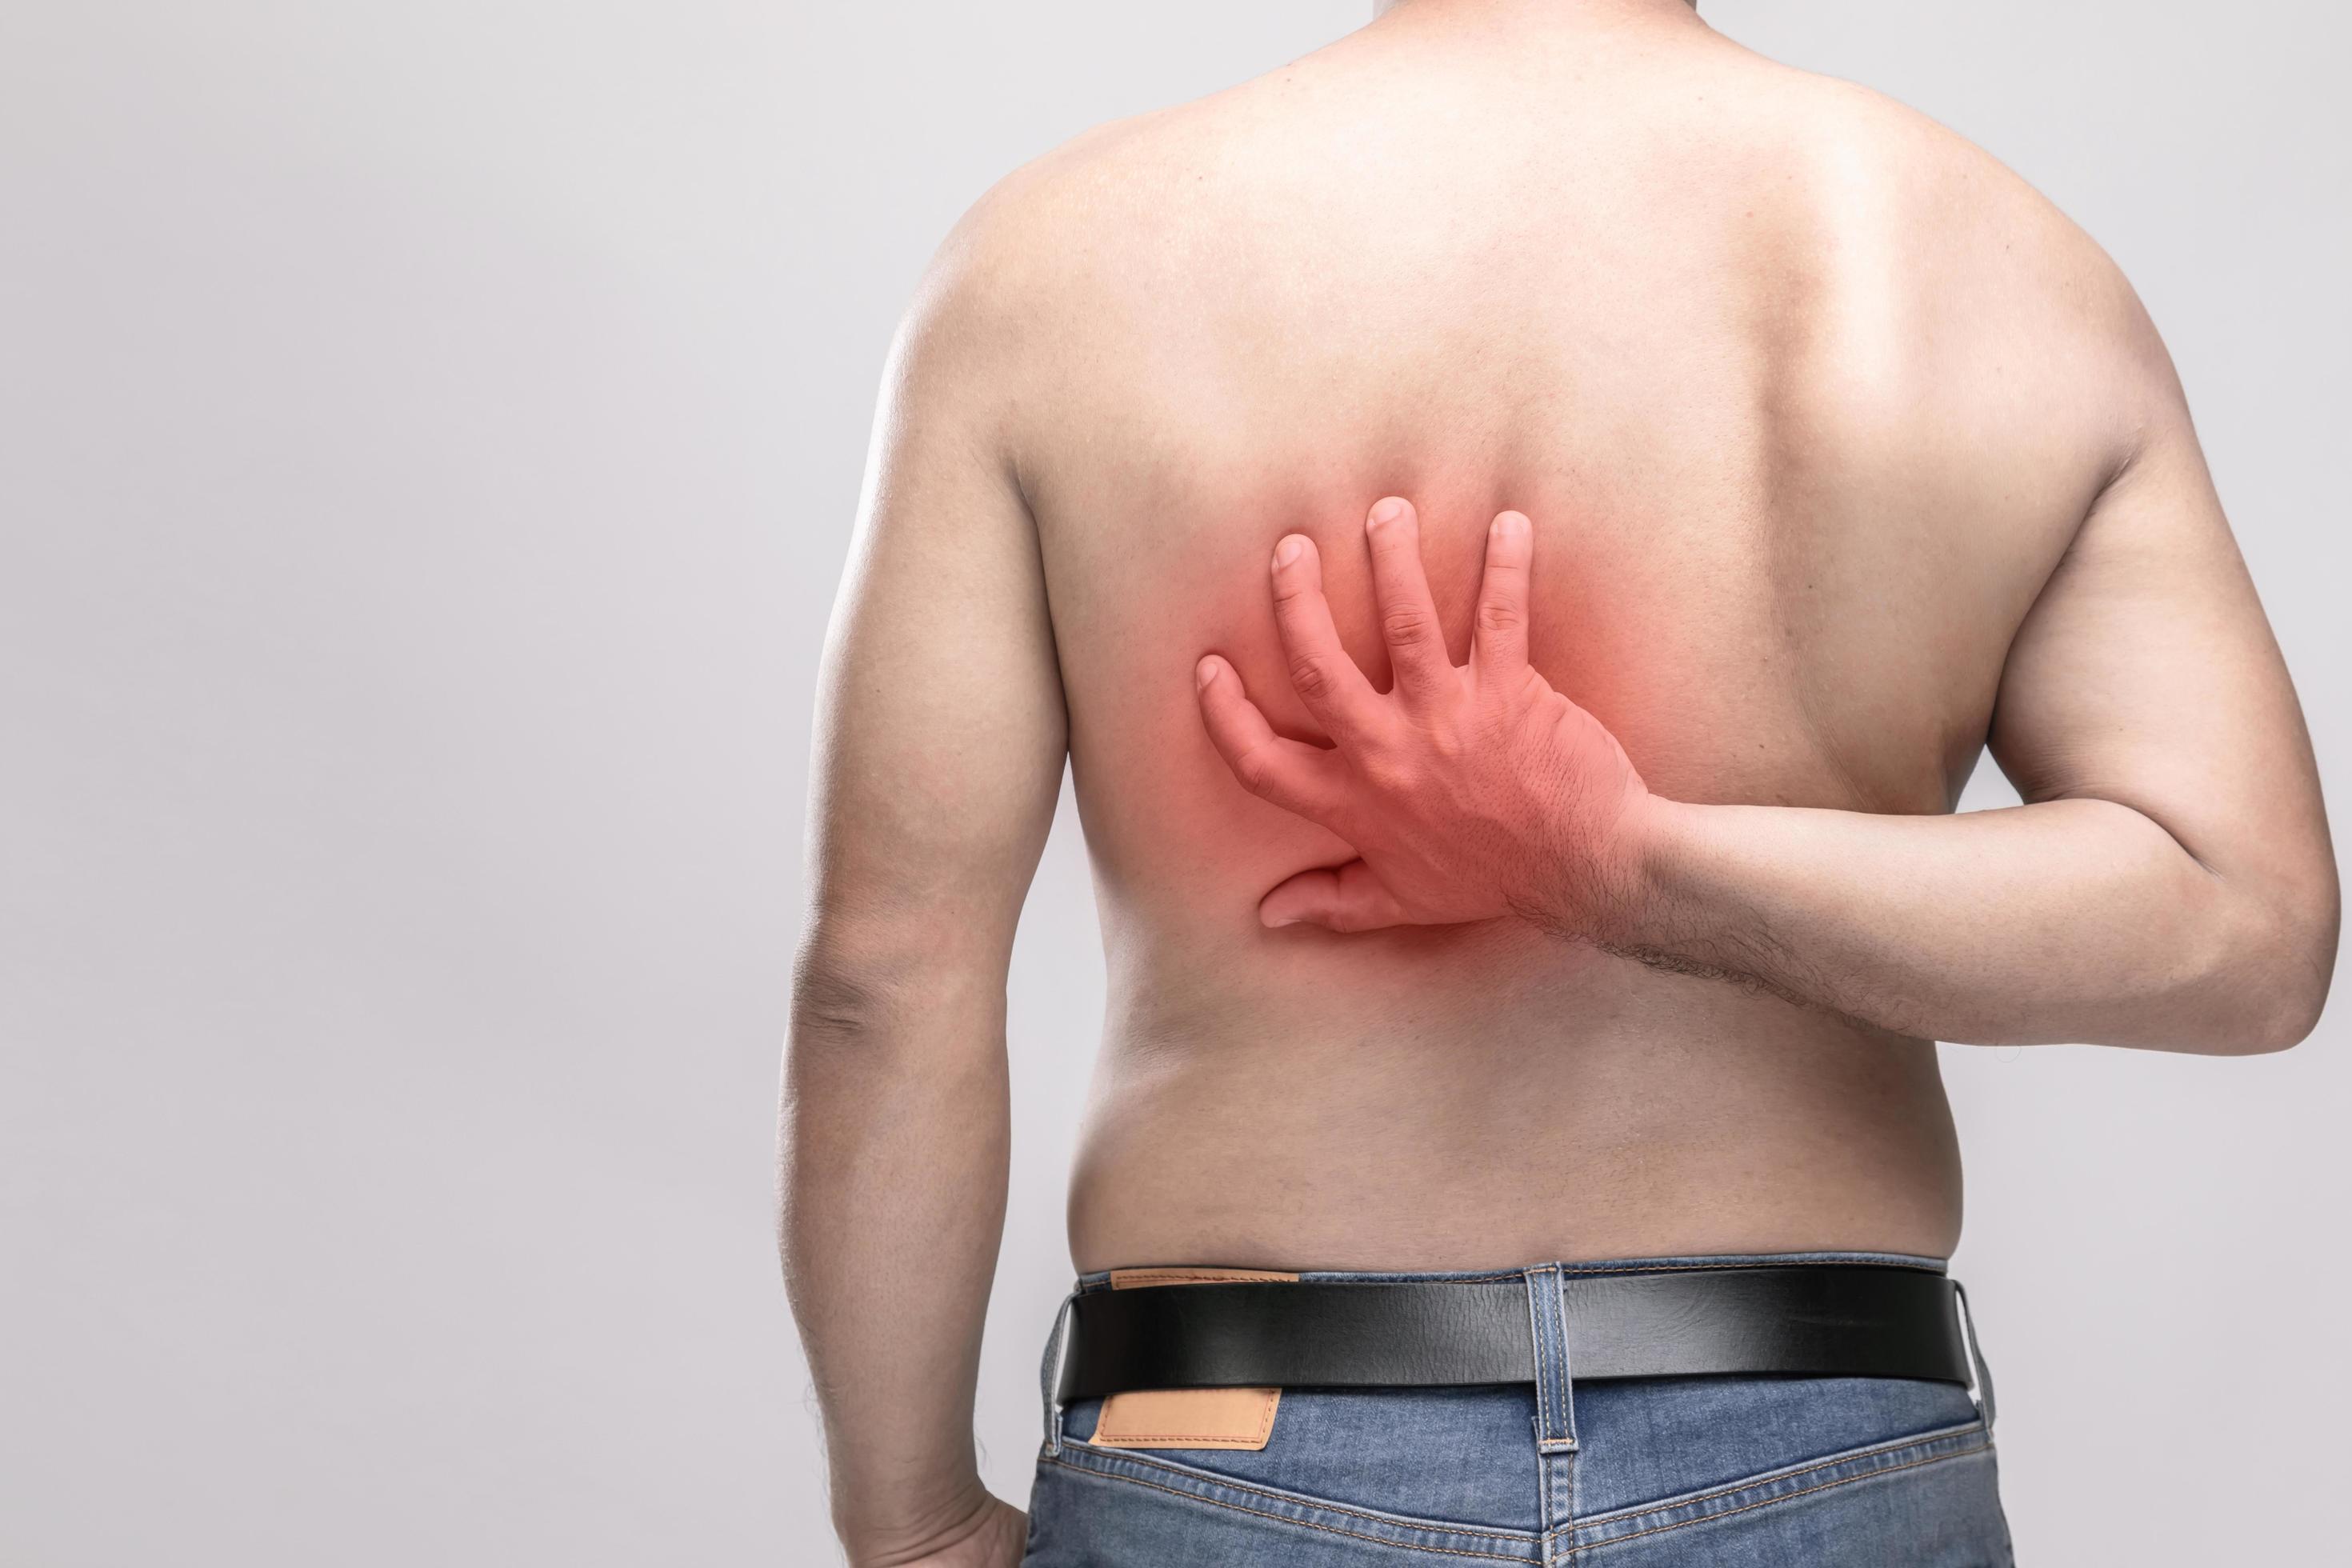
{"left": 3, "top": 4, "right": 2344, "bottom": 1564}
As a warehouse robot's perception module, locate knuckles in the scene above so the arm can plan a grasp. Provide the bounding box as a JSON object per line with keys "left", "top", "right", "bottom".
{"left": 1287, "top": 652, "right": 1338, "bottom": 701}
{"left": 1380, "top": 606, "right": 1435, "bottom": 648}
{"left": 1354, "top": 745, "right": 1418, "bottom": 798}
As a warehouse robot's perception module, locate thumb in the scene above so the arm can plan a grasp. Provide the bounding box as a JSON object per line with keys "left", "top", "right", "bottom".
{"left": 1259, "top": 860, "right": 1412, "bottom": 933}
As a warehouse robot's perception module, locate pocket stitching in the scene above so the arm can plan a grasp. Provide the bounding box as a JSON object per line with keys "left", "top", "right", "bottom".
{"left": 1558, "top": 1431, "right": 1994, "bottom": 1551}
{"left": 1046, "top": 1441, "right": 1539, "bottom": 1549}
{"left": 1569, "top": 1418, "right": 1988, "bottom": 1529}
{"left": 1040, "top": 1453, "right": 1536, "bottom": 1563}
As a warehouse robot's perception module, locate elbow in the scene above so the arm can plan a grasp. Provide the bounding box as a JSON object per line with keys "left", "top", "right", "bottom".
{"left": 2241, "top": 913, "right": 2336, "bottom": 1055}
{"left": 2199, "top": 875, "right": 2339, "bottom": 1055}
{"left": 2252, "top": 989, "right": 2329, "bottom": 1054}
{"left": 790, "top": 931, "right": 933, "bottom": 1050}
{"left": 788, "top": 921, "right": 1006, "bottom": 1057}
{"left": 791, "top": 940, "right": 894, "bottom": 1047}
{"left": 2230, "top": 981, "right": 2328, "bottom": 1057}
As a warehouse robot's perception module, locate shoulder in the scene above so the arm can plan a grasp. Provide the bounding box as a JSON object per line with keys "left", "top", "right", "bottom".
{"left": 906, "top": 33, "right": 1341, "bottom": 338}
{"left": 880, "top": 86, "right": 1259, "bottom": 490}
{"left": 1787, "top": 66, "right": 2137, "bottom": 318}
{"left": 878, "top": 103, "right": 1191, "bottom": 414}
{"left": 900, "top": 89, "right": 1224, "bottom": 338}
{"left": 1747, "top": 58, "right": 2179, "bottom": 467}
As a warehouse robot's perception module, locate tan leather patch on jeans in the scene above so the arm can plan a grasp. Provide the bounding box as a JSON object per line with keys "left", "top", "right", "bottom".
{"left": 1090, "top": 1267, "right": 1299, "bottom": 1451}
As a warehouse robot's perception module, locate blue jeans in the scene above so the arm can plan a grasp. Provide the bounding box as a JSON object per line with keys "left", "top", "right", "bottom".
{"left": 1020, "top": 1254, "right": 2011, "bottom": 1566}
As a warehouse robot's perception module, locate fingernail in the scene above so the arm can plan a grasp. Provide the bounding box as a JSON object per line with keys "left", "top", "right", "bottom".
{"left": 1370, "top": 497, "right": 1407, "bottom": 526}
{"left": 1265, "top": 915, "right": 1298, "bottom": 929}
{"left": 1494, "top": 510, "right": 1529, "bottom": 538}
{"left": 1195, "top": 656, "right": 1218, "bottom": 691}
{"left": 1274, "top": 535, "right": 1305, "bottom": 568}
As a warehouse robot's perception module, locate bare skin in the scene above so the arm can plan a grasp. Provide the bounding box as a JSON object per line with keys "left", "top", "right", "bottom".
{"left": 782, "top": 1, "right": 2338, "bottom": 1560}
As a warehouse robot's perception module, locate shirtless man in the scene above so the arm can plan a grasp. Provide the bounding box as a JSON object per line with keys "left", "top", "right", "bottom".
{"left": 783, "top": 2, "right": 2338, "bottom": 1564}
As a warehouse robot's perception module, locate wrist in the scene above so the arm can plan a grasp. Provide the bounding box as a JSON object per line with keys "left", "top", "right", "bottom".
{"left": 838, "top": 1470, "right": 994, "bottom": 1565}
{"left": 1583, "top": 789, "right": 1693, "bottom": 949}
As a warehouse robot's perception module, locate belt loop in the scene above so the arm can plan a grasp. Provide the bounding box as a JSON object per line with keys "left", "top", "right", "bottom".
{"left": 1951, "top": 1278, "right": 1998, "bottom": 1434}
{"left": 1038, "top": 1286, "right": 1078, "bottom": 1455}
{"left": 1524, "top": 1265, "right": 1578, "bottom": 1454}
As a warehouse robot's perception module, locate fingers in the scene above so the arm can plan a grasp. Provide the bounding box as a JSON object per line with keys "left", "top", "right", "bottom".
{"left": 1471, "top": 510, "right": 1533, "bottom": 683}
{"left": 1258, "top": 860, "right": 1412, "bottom": 932}
{"left": 1195, "top": 654, "right": 1347, "bottom": 823}
{"left": 1362, "top": 497, "right": 1452, "bottom": 703}
{"left": 1268, "top": 534, "right": 1382, "bottom": 736}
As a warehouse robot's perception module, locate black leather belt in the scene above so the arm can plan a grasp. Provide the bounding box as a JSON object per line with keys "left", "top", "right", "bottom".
{"left": 1055, "top": 1265, "right": 1978, "bottom": 1402}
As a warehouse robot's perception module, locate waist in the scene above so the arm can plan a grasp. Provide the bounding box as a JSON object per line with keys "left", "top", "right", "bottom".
{"left": 1067, "top": 1026, "right": 1964, "bottom": 1270}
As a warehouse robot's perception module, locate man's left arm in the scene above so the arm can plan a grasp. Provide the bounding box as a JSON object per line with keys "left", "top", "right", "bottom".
{"left": 1194, "top": 478, "right": 2336, "bottom": 1053}
{"left": 783, "top": 218, "right": 1064, "bottom": 1564}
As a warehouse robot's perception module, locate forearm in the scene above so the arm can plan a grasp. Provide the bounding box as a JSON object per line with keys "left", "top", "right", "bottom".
{"left": 1599, "top": 794, "right": 2323, "bottom": 1052}
{"left": 781, "top": 947, "right": 1011, "bottom": 1562}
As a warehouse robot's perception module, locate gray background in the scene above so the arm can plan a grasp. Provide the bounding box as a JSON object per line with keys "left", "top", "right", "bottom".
{"left": 2, "top": 2, "right": 2343, "bottom": 1562}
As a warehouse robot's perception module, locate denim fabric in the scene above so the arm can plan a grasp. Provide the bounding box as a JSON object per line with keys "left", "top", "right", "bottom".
{"left": 1020, "top": 1254, "right": 2011, "bottom": 1566}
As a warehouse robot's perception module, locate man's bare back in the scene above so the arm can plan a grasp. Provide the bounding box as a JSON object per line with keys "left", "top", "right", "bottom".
{"left": 786, "top": 6, "right": 2333, "bottom": 1555}
{"left": 893, "top": 2, "right": 2201, "bottom": 1270}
